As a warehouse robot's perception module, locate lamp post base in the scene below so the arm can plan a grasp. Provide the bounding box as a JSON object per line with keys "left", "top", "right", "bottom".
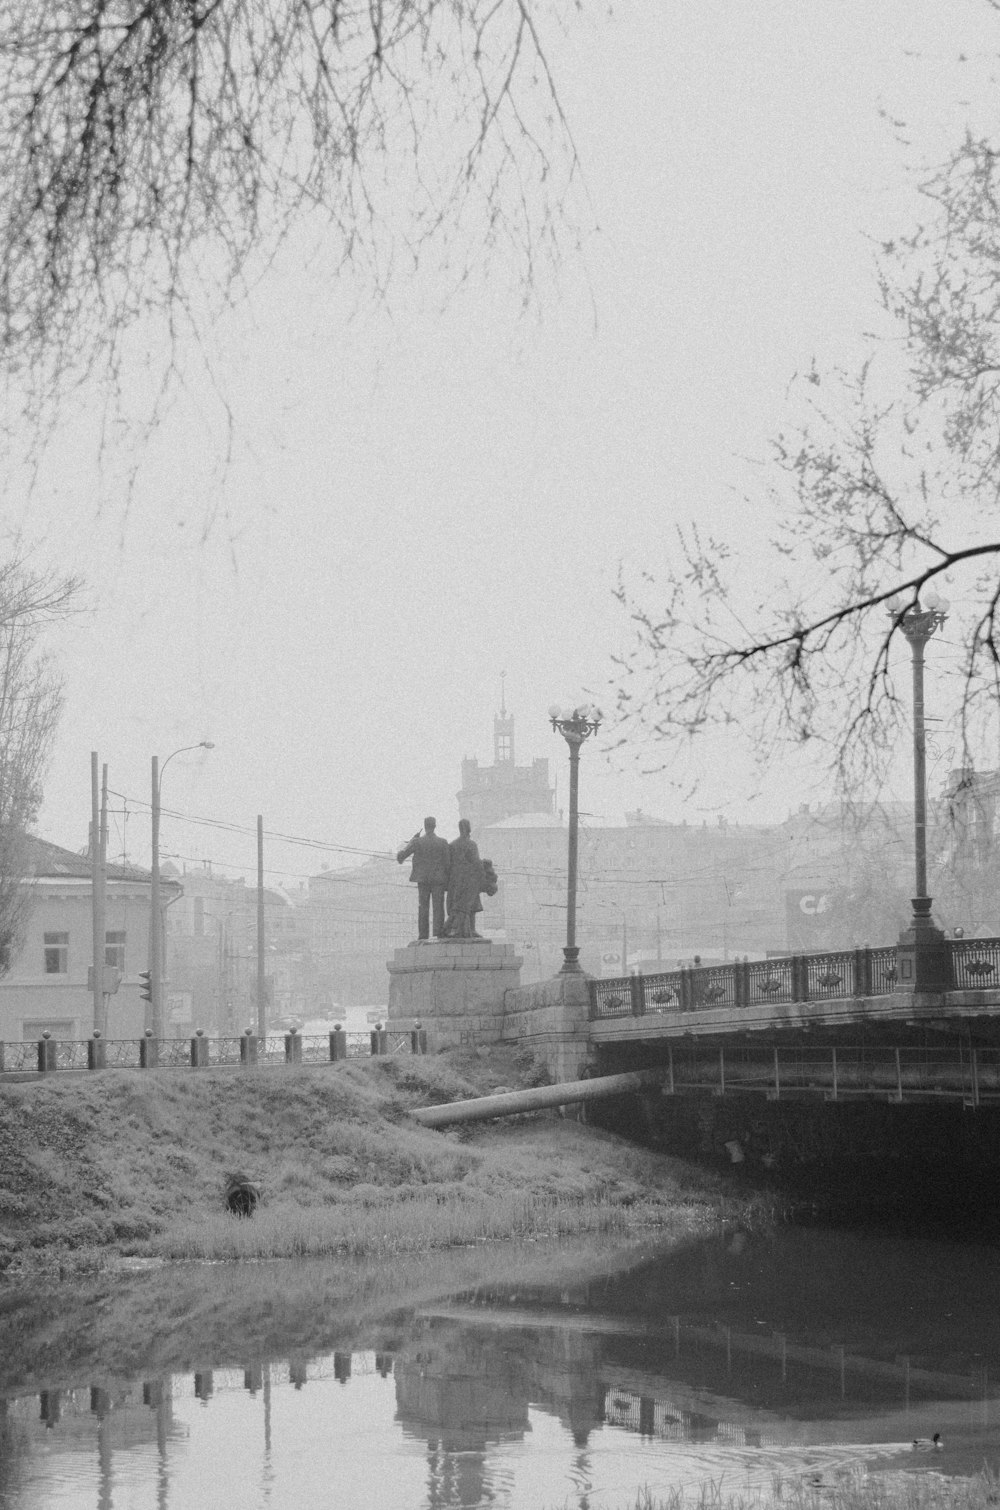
{"left": 559, "top": 947, "right": 583, "bottom": 975}
{"left": 895, "top": 897, "right": 953, "bottom": 994}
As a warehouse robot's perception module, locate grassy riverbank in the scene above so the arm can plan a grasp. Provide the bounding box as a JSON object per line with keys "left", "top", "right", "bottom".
{"left": 0, "top": 1045, "right": 758, "bottom": 1277}
{"left": 601, "top": 1468, "right": 1000, "bottom": 1510}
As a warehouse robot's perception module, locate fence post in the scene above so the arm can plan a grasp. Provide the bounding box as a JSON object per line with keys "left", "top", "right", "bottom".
{"left": 87, "top": 1031, "right": 107, "bottom": 1071}
{"left": 587, "top": 978, "right": 599, "bottom": 1021}
{"left": 140, "top": 1029, "right": 158, "bottom": 1069}
{"left": 792, "top": 957, "right": 807, "bottom": 1002}
{"left": 370, "top": 1025, "right": 388, "bottom": 1056}
{"left": 329, "top": 1026, "right": 348, "bottom": 1062}
{"left": 285, "top": 1028, "right": 303, "bottom": 1064}
{"left": 679, "top": 969, "right": 692, "bottom": 1012}
{"left": 0, "top": 1041, "right": 4, "bottom": 1073}
{"left": 37, "top": 1032, "right": 57, "bottom": 1073}
{"left": 853, "top": 947, "right": 872, "bottom": 998}
{"left": 410, "top": 1020, "right": 427, "bottom": 1054}
{"left": 734, "top": 959, "right": 747, "bottom": 1009}
{"left": 630, "top": 973, "right": 645, "bottom": 1017}
{"left": 240, "top": 1030, "right": 259, "bottom": 1067}
{"left": 190, "top": 1030, "right": 209, "bottom": 1068}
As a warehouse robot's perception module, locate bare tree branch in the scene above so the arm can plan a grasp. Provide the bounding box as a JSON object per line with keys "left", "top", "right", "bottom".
{"left": 0, "top": 560, "right": 79, "bottom": 976}
{"left": 0, "top": 1, "right": 580, "bottom": 426}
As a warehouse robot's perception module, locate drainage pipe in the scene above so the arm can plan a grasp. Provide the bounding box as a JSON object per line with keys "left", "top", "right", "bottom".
{"left": 410, "top": 1068, "right": 664, "bottom": 1129}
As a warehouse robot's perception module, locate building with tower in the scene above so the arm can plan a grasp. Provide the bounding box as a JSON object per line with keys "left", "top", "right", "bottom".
{"left": 457, "top": 688, "right": 554, "bottom": 829}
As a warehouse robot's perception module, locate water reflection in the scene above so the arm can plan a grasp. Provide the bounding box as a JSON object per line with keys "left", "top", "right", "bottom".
{"left": 1, "top": 1227, "right": 998, "bottom": 1509}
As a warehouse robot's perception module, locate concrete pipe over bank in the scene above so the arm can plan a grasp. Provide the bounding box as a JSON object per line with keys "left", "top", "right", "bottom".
{"left": 410, "top": 1069, "right": 664, "bottom": 1129}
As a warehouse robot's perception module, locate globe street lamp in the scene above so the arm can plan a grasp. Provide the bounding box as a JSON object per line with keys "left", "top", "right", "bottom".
{"left": 150, "top": 741, "right": 215, "bottom": 1034}
{"left": 887, "top": 589, "right": 951, "bottom": 992}
{"left": 549, "top": 703, "right": 602, "bottom": 974}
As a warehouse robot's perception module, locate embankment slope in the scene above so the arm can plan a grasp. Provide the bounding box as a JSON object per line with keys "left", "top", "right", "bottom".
{"left": 0, "top": 1046, "right": 742, "bottom": 1274}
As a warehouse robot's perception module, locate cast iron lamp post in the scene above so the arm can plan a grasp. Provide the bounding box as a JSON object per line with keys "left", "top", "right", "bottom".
{"left": 887, "top": 589, "right": 951, "bottom": 992}
{"left": 150, "top": 741, "right": 215, "bottom": 1034}
{"left": 549, "top": 703, "right": 602, "bottom": 973}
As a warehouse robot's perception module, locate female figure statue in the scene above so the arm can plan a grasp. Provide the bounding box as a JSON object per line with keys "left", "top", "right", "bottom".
{"left": 443, "top": 819, "right": 487, "bottom": 938}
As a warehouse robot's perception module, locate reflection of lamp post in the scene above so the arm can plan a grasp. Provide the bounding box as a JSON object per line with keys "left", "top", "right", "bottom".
{"left": 549, "top": 703, "right": 601, "bottom": 974}
{"left": 888, "top": 590, "right": 951, "bottom": 992}
{"left": 150, "top": 741, "right": 214, "bottom": 1034}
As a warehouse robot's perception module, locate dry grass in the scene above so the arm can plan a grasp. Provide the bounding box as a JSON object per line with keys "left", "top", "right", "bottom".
{"left": 594, "top": 1467, "right": 1000, "bottom": 1510}
{"left": 151, "top": 1188, "right": 667, "bottom": 1261}
{"left": 0, "top": 1045, "right": 747, "bottom": 1271}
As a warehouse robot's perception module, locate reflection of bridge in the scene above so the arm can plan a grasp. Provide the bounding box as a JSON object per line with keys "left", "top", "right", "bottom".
{"left": 585, "top": 937, "right": 1000, "bottom": 1107}
{"left": 417, "top": 1303, "right": 998, "bottom": 1451}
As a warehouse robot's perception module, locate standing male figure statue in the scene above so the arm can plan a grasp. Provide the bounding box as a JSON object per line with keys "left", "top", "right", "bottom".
{"left": 397, "top": 817, "right": 451, "bottom": 940}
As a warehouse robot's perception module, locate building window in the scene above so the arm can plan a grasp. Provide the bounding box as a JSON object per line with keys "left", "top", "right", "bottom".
{"left": 43, "top": 932, "right": 68, "bottom": 974}
{"left": 105, "top": 931, "right": 126, "bottom": 971}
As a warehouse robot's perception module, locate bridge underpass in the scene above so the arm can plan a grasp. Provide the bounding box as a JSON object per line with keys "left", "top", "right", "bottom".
{"left": 566, "top": 939, "right": 1000, "bottom": 1188}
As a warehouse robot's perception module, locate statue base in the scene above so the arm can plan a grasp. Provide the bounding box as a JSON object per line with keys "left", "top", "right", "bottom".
{"left": 386, "top": 939, "right": 523, "bottom": 1047}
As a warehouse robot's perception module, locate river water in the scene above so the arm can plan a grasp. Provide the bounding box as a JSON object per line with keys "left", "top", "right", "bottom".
{"left": 1, "top": 1221, "right": 998, "bottom": 1509}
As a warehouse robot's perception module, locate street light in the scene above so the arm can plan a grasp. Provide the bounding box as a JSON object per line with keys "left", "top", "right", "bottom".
{"left": 887, "top": 590, "right": 951, "bottom": 991}
{"left": 150, "top": 741, "right": 215, "bottom": 1035}
{"left": 549, "top": 703, "right": 602, "bottom": 974}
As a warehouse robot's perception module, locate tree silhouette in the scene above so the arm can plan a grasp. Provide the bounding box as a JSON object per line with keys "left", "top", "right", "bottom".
{"left": 614, "top": 126, "right": 1000, "bottom": 797}
{"left": 0, "top": 1, "right": 577, "bottom": 422}
{"left": 0, "top": 563, "right": 79, "bottom": 975}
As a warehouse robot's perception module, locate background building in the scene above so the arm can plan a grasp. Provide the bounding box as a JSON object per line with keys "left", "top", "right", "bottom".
{"left": 0, "top": 837, "right": 175, "bottom": 1041}
{"left": 164, "top": 864, "right": 308, "bottom": 1033}
{"left": 458, "top": 695, "right": 554, "bottom": 829}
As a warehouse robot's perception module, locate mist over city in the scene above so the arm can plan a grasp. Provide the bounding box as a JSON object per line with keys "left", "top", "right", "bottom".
{"left": 2, "top": 4, "right": 1000, "bottom": 1510}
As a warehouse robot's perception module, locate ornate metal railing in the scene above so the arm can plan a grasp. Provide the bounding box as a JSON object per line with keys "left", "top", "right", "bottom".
{"left": 952, "top": 937, "right": 1000, "bottom": 990}
{"left": 0, "top": 1023, "right": 428, "bottom": 1077}
{"left": 589, "top": 938, "right": 1000, "bottom": 1020}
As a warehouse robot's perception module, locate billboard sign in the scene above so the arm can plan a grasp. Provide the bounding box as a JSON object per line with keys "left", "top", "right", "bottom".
{"left": 785, "top": 888, "right": 836, "bottom": 950}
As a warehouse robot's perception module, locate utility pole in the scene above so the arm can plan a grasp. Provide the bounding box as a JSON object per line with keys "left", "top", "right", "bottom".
{"left": 90, "top": 752, "right": 106, "bottom": 1034}
{"left": 101, "top": 763, "right": 108, "bottom": 871}
{"left": 257, "top": 815, "right": 266, "bottom": 1040}
{"left": 150, "top": 755, "right": 161, "bottom": 1035}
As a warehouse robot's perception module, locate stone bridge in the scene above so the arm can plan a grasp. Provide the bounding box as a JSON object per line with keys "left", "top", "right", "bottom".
{"left": 390, "top": 936, "right": 1000, "bottom": 1108}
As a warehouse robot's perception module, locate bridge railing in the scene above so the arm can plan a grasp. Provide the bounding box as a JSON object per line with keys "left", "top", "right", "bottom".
{"left": 589, "top": 938, "right": 1000, "bottom": 1019}
{"left": 952, "top": 936, "right": 1000, "bottom": 988}
{"left": 0, "top": 1025, "right": 428, "bottom": 1077}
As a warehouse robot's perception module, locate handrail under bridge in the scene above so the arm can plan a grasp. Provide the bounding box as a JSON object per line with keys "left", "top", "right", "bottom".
{"left": 656, "top": 1041, "right": 999, "bottom": 1107}
{"left": 589, "top": 938, "right": 1000, "bottom": 1021}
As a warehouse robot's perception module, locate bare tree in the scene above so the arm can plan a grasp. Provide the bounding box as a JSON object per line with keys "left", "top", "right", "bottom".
{"left": 0, "top": 0, "right": 578, "bottom": 424}
{"left": 0, "top": 563, "right": 79, "bottom": 975}
{"left": 613, "top": 128, "right": 1000, "bottom": 798}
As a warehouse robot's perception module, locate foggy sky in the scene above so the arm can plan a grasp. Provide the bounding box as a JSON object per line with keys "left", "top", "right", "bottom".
{"left": 9, "top": 0, "right": 998, "bottom": 887}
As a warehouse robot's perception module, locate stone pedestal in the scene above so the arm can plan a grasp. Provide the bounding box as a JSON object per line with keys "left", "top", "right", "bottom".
{"left": 387, "top": 940, "right": 522, "bottom": 1046}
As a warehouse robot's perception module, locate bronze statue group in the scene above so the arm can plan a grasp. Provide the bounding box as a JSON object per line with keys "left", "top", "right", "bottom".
{"left": 396, "top": 817, "right": 499, "bottom": 941}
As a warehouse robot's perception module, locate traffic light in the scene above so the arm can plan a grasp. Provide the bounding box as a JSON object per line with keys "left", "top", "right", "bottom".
{"left": 139, "top": 971, "right": 153, "bottom": 1003}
